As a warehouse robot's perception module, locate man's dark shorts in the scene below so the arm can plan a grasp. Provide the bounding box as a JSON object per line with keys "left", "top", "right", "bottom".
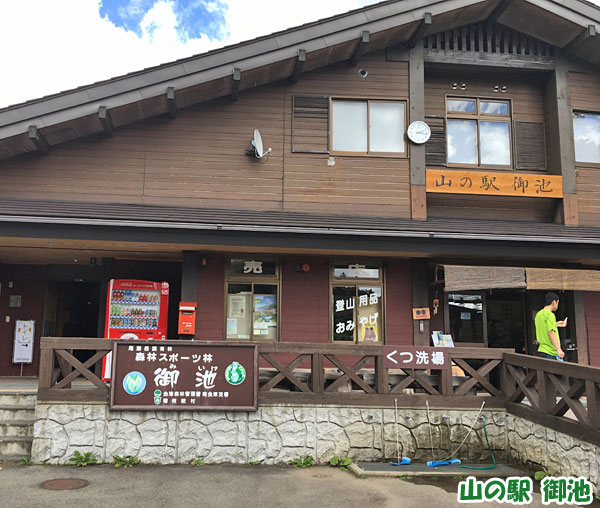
{"left": 538, "top": 352, "right": 557, "bottom": 359}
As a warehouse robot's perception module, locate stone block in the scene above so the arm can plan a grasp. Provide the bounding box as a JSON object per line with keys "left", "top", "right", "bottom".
{"left": 206, "top": 446, "right": 242, "bottom": 464}
{"left": 316, "top": 408, "right": 330, "bottom": 423}
{"left": 261, "top": 406, "right": 296, "bottom": 426}
{"left": 208, "top": 419, "right": 238, "bottom": 447}
{"left": 84, "top": 405, "right": 107, "bottom": 421}
{"left": 329, "top": 408, "right": 362, "bottom": 426}
{"left": 361, "top": 409, "right": 381, "bottom": 423}
{"left": 247, "top": 439, "right": 267, "bottom": 462}
{"left": 316, "top": 440, "right": 336, "bottom": 463}
{"left": 177, "top": 438, "right": 210, "bottom": 463}
{"left": 316, "top": 422, "right": 349, "bottom": 450}
{"left": 294, "top": 408, "right": 314, "bottom": 423}
{"left": 349, "top": 447, "right": 382, "bottom": 462}
{"left": 138, "top": 445, "right": 176, "bottom": 464}
{"left": 119, "top": 411, "right": 151, "bottom": 425}
{"left": 138, "top": 419, "right": 169, "bottom": 447}
{"left": 31, "top": 438, "right": 52, "bottom": 463}
{"left": 64, "top": 418, "right": 97, "bottom": 446}
{"left": 278, "top": 420, "right": 307, "bottom": 448}
{"left": 195, "top": 412, "right": 227, "bottom": 425}
{"left": 345, "top": 422, "right": 374, "bottom": 448}
{"left": 33, "top": 419, "right": 68, "bottom": 458}
{"left": 47, "top": 404, "right": 86, "bottom": 425}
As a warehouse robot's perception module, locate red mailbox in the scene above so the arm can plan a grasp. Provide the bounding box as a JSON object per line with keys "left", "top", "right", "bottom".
{"left": 178, "top": 302, "right": 197, "bottom": 335}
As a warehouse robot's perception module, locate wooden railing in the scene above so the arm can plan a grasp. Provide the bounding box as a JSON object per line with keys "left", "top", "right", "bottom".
{"left": 502, "top": 353, "right": 600, "bottom": 446}
{"left": 36, "top": 338, "right": 600, "bottom": 446}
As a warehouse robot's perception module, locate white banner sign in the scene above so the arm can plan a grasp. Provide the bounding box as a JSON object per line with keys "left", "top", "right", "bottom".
{"left": 13, "top": 320, "right": 35, "bottom": 363}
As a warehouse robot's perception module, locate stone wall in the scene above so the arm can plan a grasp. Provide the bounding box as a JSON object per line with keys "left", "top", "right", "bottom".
{"left": 506, "top": 415, "right": 599, "bottom": 493}
{"left": 31, "top": 404, "right": 507, "bottom": 465}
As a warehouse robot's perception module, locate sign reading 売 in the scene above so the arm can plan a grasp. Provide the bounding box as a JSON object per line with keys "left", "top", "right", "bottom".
{"left": 383, "top": 346, "right": 449, "bottom": 369}
{"left": 110, "top": 341, "right": 258, "bottom": 411}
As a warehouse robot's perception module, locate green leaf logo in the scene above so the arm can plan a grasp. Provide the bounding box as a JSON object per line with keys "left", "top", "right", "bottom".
{"left": 123, "top": 371, "right": 147, "bottom": 395}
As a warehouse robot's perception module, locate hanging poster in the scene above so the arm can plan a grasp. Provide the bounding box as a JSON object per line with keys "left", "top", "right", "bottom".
{"left": 226, "top": 318, "right": 238, "bottom": 336}
{"left": 228, "top": 295, "right": 247, "bottom": 318}
{"left": 13, "top": 320, "right": 35, "bottom": 363}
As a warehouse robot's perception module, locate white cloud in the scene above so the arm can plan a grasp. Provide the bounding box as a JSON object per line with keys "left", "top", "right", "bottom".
{"left": 0, "top": 0, "right": 599, "bottom": 108}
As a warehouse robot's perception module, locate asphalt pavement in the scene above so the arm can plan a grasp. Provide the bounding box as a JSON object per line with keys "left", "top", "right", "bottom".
{"left": 0, "top": 464, "right": 564, "bottom": 508}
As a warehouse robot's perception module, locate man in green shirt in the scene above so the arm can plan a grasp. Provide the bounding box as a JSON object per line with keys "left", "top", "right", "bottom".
{"left": 534, "top": 292, "right": 567, "bottom": 360}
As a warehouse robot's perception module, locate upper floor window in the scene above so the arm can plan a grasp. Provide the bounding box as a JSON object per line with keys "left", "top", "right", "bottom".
{"left": 331, "top": 99, "right": 406, "bottom": 155}
{"left": 573, "top": 112, "right": 600, "bottom": 164}
{"left": 447, "top": 98, "right": 511, "bottom": 168}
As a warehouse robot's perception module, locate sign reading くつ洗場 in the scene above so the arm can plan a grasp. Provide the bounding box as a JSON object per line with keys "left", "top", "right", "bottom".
{"left": 110, "top": 341, "right": 257, "bottom": 411}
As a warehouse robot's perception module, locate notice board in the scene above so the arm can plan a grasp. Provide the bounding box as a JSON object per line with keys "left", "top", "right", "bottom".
{"left": 110, "top": 340, "right": 258, "bottom": 411}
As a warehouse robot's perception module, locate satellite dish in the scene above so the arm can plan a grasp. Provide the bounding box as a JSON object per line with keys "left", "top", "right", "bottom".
{"left": 246, "top": 129, "right": 271, "bottom": 159}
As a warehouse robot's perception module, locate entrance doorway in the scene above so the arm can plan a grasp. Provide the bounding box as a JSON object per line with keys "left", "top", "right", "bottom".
{"left": 44, "top": 280, "right": 100, "bottom": 338}
{"left": 486, "top": 291, "right": 527, "bottom": 353}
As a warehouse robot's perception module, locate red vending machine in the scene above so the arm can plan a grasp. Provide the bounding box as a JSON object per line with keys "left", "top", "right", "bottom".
{"left": 102, "top": 279, "right": 169, "bottom": 380}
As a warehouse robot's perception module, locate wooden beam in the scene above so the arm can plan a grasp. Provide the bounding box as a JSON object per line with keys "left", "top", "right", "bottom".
{"left": 167, "top": 87, "right": 177, "bottom": 118}
{"left": 545, "top": 54, "right": 576, "bottom": 225}
{"left": 563, "top": 25, "right": 596, "bottom": 55}
{"left": 231, "top": 68, "right": 241, "bottom": 101}
{"left": 290, "top": 49, "right": 306, "bottom": 83}
{"left": 350, "top": 31, "right": 369, "bottom": 66}
{"left": 27, "top": 126, "right": 49, "bottom": 155}
{"left": 573, "top": 291, "right": 589, "bottom": 366}
{"left": 486, "top": 0, "right": 514, "bottom": 26}
{"left": 424, "top": 49, "right": 555, "bottom": 70}
{"left": 409, "top": 38, "right": 427, "bottom": 220}
{"left": 410, "top": 12, "right": 432, "bottom": 47}
{"left": 98, "top": 106, "right": 114, "bottom": 137}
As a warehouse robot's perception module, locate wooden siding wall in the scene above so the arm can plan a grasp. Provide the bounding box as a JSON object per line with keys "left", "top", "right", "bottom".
{"left": 384, "top": 259, "right": 414, "bottom": 346}
{"left": 0, "top": 265, "right": 45, "bottom": 376}
{"left": 583, "top": 291, "right": 600, "bottom": 367}
{"left": 280, "top": 256, "right": 330, "bottom": 343}
{"left": 570, "top": 71, "right": 600, "bottom": 227}
{"left": 424, "top": 70, "right": 554, "bottom": 222}
{"left": 0, "top": 51, "right": 410, "bottom": 219}
{"left": 194, "top": 254, "right": 226, "bottom": 341}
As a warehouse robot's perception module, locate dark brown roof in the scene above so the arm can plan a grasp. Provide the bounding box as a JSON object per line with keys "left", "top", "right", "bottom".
{"left": 0, "top": 198, "right": 598, "bottom": 245}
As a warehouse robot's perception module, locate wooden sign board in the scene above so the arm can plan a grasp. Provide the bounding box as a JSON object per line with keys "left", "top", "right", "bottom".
{"left": 412, "top": 307, "right": 430, "bottom": 320}
{"left": 426, "top": 170, "right": 563, "bottom": 198}
{"left": 383, "top": 346, "right": 449, "bottom": 369}
{"left": 110, "top": 341, "right": 258, "bottom": 411}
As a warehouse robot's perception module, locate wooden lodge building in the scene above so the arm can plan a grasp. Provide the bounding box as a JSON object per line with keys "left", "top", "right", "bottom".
{"left": 1, "top": 0, "right": 600, "bottom": 377}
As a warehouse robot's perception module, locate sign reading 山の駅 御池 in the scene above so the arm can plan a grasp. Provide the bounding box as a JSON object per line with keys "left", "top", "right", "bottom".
{"left": 110, "top": 341, "right": 258, "bottom": 411}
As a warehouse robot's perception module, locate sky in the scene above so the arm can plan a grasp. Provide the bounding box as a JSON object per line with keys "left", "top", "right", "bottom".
{"left": 0, "top": 0, "right": 378, "bottom": 108}
{"left": 2, "top": 0, "right": 600, "bottom": 109}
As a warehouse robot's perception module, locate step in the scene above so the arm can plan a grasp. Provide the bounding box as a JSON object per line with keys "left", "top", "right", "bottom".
{"left": 0, "top": 437, "right": 33, "bottom": 456}
{"left": 0, "top": 406, "right": 36, "bottom": 422}
{"left": 0, "top": 421, "right": 34, "bottom": 438}
{"left": 0, "top": 393, "right": 37, "bottom": 406}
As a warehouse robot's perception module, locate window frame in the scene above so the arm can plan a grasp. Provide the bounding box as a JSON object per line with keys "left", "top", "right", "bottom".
{"left": 445, "top": 96, "right": 513, "bottom": 170}
{"left": 443, "top": 290, "right": 488, "bottom": 348}
{"left": 329, "top": 97, "right": 409, "bottom": 158}
{"left": 224, "top": 257, "right": 280, "bottom": 342}
{"left": 329, "top": 260, "right": 385, "bottom": 344}
{"left": 572, "top": 110, "right": 600, "bottom": 167}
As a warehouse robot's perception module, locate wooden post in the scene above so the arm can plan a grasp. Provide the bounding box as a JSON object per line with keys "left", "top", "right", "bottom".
{"left": 573, "top": 291, "right": 589, "bottom": 365}
{"left": 545, "top": 53, "right": 577, "bottom": 225}
{"left": 409, "top": 39, "right": 427, "bottom": 220}
{"left": 411, "top": 260, "right": 430, "bottom": 346}
{"left": 181, "top": 251, "right": 199, "bottom": 339}
{"left": 376, "top": 353, "right": 389, "bottom": 394}
{"left": 38, "top": 345, "right": 53, "bottom": 390}
{"left": 311, "top": 353, "right": 324, "bottom": 393}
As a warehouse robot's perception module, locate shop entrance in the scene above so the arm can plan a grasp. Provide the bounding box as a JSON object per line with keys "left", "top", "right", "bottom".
{"left": 44, "top": 279, "right": 100, "bottom": 338}
{"left": 486, "top": 291, "right": 527, "bottom": 353}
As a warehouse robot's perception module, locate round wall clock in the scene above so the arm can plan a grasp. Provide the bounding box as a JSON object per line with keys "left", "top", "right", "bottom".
{"left": 407, "top": 121, "right": 431, "bottom": 144}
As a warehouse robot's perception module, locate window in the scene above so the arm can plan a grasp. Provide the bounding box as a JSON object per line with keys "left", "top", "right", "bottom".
{"left": 446, "top": 293, "right": 485, "bottom": 345}
{"left": 331, "top": 262, "right": 383, "bottom": 343}
{"left": 331, "top": 100, "right": 406, "bottom": 155}
{"left": 446, "top": 98, "right": 511, "bottom": 167}
{"left": 573, "top": 112, "right": 600, "bottom": 164}
{"left": 226, "top": 259, "right": 278, "bottom": 341}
